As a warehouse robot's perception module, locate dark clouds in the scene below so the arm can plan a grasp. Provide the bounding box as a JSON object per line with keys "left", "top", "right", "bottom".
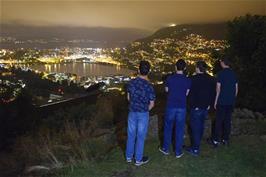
{"left": 1, "top": 1, "right": 265, "bottom": 30}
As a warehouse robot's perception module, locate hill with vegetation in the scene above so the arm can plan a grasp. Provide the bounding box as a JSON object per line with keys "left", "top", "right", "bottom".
{"left": 109, "top": 23, "right": 227, "bottom": 79}
{"left": 137, "top": 23, "right": 227, "bottom": 42}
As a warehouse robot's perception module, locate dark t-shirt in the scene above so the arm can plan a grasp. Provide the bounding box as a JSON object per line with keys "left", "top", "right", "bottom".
{"left": 189, "top": 73, "right": 216, "bottom": 109}
{"left": 165, "top": 73, "right": 191, "bottom": 108}
{"left": 127, "top": 77, "right": 155, "bottom": 112}
{"left": 217, "top": 68, "right": 238, "bottom": 105}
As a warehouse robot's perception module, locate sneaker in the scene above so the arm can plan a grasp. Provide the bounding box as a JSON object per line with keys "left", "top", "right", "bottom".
{"left": 126, "top": 158, "right": 132, "bottom": 163}
{"left": 159, "top": 147, "right": 170, "bottom": 155}
{"left": 207, "top": 138, "right": 219, "bottom": 148}
{"left": 135, "top": 156, "right": 149, "bottom": 166}
{"left": 222, "top": 139, "right": 229, "bottom": 146}
{"left": 185, "top": 147, "right": 199, "bottom": 156}
{"left": 175, "top": 152, "right": 184, "bottom": 158}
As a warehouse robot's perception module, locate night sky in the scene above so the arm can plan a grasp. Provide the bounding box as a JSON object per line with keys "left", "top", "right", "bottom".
{"left": 1, "top": 1, "right": 266, "bottom": 30}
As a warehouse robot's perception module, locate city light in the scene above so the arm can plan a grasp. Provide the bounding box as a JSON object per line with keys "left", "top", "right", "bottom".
{"left": 169, "top": 23, "right": 177, "bottom": 27}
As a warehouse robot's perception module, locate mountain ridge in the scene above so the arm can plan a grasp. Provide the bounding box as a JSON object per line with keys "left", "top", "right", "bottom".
{"left": 0, "top": 24, "right": 151, "bottom": 42}
{"left": 136, "top": 23, "right": 227, "bottom": 42}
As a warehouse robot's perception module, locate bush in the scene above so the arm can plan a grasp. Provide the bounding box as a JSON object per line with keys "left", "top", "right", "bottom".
{"left": 233, "top": 108, "right": 265, "bottom": 120}
{"left": 227, "top": 15, "right": 266, "bottom": 111}
{"left": 11, "top": 94, "right": 117, "bottom": 175}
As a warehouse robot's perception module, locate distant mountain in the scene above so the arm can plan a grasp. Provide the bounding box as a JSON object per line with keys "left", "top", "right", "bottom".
{"left": 137, "top": 23, "right": 227, "bottom": 42}
{"left": 0, "top": 24, "right": 151, "bottom": 48}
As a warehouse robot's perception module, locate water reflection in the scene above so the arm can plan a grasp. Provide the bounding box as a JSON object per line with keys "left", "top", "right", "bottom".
{"left": 26, "top": 63, "right": 134, "bottom": 77}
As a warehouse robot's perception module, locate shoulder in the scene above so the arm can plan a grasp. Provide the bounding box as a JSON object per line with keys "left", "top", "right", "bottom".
{"left": 190, "top": 74, "right": 198, "bottom": 80}
{"left": 138, "top": 78, "right": 152, "bottom": 87}
{"left": 130, "top": 77, "right": 137, "bottom": 82}
{"left": 217, "top": 70, "right": 225, "bottom": 80}
{"left": 205, "top": 73, "right": 214, "bottom": 79}
{"left": 129, "top": 77, "right": 139, "bottom": 86}
{"left": 183, "top": 76, "right": 191, "bottom": 86}
{"left": 146, "top": 80, "right": 154, "bottom": 88}
{"left": 226, "top": 68, "right": 236, "bottom": 76}
{"left": 129, "top": 78, "right": 136, "bottom": 84}
{"left": 185, "top": 75, "right": 191, "bottom": 82}
{"left": 143, "top": 80, "right": 154, "bottom": 93}
{"left": 229, "top": 69, "right": 237, "bottom": 76}
{"left": 166, "top": 74, "right": 174, "bottom": 80}
{"left": 204, "top": 74, "right": 215, "bottom": 84}
{"left": 165, "top": 74, "right": 174, "bottom": 84}
{"left": 217, "top": 69, "right": 224, "bottom": 76}
{"left": 229, "top": 69, "right": 237, "bottom": 81}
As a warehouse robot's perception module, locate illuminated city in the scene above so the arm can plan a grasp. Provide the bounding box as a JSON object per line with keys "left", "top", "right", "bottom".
{"left": 0, "top": 32, "right": 228, "bottom": 105}
{"left": 0, "top": 1, "right": 265, "bottom": 177}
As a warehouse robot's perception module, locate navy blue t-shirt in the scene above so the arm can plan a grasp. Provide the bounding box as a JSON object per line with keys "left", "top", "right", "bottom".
{"left": 165, "top": 73, "right": 191, "bottom": 108}
{"left": 217, "top": 68, "right": 238, "bottom": 105}
{"left": 127, "top": 77, "right": 155, "bottom": 112}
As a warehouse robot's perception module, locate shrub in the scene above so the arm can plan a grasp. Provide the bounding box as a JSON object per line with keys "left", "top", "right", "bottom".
{"left": 233, "top": 108, "right": 265, "bottom": 120}
{"left": 12, "top": 94, "right": 117, "bottom": 175}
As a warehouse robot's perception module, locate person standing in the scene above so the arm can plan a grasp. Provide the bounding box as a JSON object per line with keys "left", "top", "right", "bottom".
{"left": 209, "top": 57, "right": 238, "bottom": 147}
{"left": 186, "top": 61, "right": 215, "bottom": 156}
{"left": 126, "top": 60, "right": 155, "bottom": 166}
{"left": 159, "top": 59, "right": 191, "bottom": 158}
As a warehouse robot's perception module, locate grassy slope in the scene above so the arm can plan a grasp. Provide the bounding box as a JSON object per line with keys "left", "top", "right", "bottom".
{"left": 56, "top": 135, "right": 266, "bottom": 177}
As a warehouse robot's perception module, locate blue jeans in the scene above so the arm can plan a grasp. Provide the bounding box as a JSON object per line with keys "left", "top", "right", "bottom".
{"left": 190, "top": 108, "right": 208, "bottom": 150}
{"left": 162, "top": 108, "right": 186, "bottom": 155}
{"left": 213, "top": 105, "right": 233, "bottom": 142}
{"left": 126, "top": 112, "right": 149, "bottom": 162}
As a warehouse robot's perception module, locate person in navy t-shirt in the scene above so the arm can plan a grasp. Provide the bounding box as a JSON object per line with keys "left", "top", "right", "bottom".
{"left": 208, "top": 57, "right": 238, "bottom": 147}
{"left": 159, "top": 59, "right": 191, "bottom": 158}
{"left": 126, "top": 60, "right": 155, "bottom": 166}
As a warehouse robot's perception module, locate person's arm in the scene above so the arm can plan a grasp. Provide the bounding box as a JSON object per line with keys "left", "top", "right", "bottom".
{"left": 186, "top": 89, "right": 190, "bottom": 96}
{"left": 210, "top": 77, "right": 216, "bottom": 109}
{"left": 149, "top": 85, "right": 156, "bottom": 111}
{"left": 127, "top": 82, "right": 131, "bottom": 101}
{"left": 235, "top": 83, "right": 238, "bottom": 97}
{"left": 149, "top": 100, "right": 155, "bottom": 111}
{"left": 214, "top": 82, "right": 221, "bottom": 110}
{"left": 165, "top": 76, "right": 169, "bottom": 93}
{"left": 187, "top": 78, "right": 191, "bottom": 96}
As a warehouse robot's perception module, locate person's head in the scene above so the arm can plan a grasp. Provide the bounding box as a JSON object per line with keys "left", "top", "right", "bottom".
{"left": 195, "top": 60, "right": 207, "bottom": 73}
{"left": 219, "top": 57, "right": 230, "bottom": 68}
{"left": 175, "top": 59, "right": 186, "bottom": 71}
{"left": 139, "top": 60, "right": 151, "bottom": 76}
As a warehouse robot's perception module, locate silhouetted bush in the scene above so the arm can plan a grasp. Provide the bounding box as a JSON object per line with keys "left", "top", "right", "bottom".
{"left": 226, "top": 14, "right": 266, "bottom": 111}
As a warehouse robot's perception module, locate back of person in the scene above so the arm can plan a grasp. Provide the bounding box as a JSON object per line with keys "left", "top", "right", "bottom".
{"left": 217, "top": 68, "right": 237, "bottom": 106}
{"left": 190, "top": 73, "right": 215, "bottom": 109}
{"left": 185, "top": 61, "right": 215, "bottom": 156}
{"left": 166, "top": 74, "right": 191, "bottom": 108}
{"left": 126, "top": 60, "right": 155, "bottom": 166}
{"left": 128, "top": 77, "right": 154, "bottom": 112}
{"left": 209, "top": 57, "right": 238, "bottom": 147}
{"left": 159, "top": 59, "right": 191, "bottom": 158}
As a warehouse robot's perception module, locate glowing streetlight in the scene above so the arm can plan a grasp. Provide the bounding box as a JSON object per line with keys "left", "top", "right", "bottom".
{"left": 169, "top": 23, "right": 176, "bottom": 27}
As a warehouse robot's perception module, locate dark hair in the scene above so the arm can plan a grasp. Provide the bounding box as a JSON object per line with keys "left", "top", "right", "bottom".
{"left": 175, "top": 59, "right": 186, "bottom": 71}
{"left": 220, "top": 57, "right": 230, "bottom": 66}
{"left": 139, "top": 60, "right": 151, "bottom": 75}
{"left": 196, "top": 60, "right": 207, "bottom": 73}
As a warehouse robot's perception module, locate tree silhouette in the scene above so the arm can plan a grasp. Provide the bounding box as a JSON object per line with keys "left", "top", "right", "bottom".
{"left": 227, "top": 14, "right": 266, "bottom": 111}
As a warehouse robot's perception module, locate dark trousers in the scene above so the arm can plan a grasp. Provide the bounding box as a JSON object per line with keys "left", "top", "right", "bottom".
{"left": 213, "top": 105, "right": 233, "bottom": 142}
{"left": 190, "top": 109, "right": 208, "bottom": 150}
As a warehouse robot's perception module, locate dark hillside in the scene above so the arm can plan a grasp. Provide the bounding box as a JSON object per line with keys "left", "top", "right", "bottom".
{"left": 138, "top": 23, "right": 227, "bottom": 42}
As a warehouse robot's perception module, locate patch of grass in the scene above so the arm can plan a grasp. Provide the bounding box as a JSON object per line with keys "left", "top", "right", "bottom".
{"left": 56, "top": 135, "right": 266, "bottom": 177}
